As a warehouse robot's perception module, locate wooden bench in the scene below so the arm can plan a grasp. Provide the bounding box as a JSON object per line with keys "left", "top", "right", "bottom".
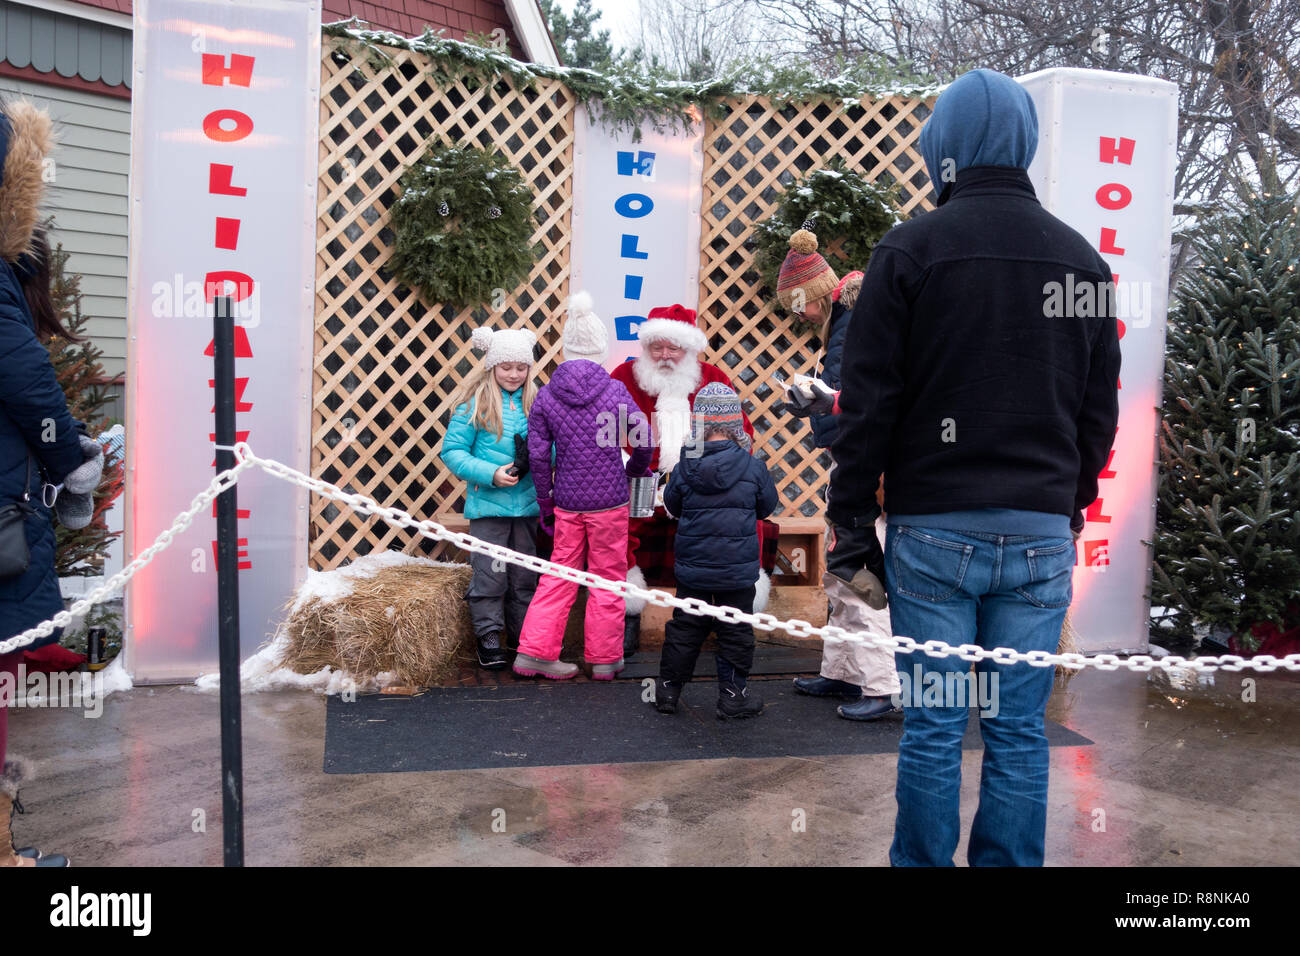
{"left": 423, "top": 513, "right": 828, "bottom": 644}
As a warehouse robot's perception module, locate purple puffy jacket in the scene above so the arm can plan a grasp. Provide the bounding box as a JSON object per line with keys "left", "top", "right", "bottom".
{"left": 529, "top": 359, "right": 653, "bottom": 512}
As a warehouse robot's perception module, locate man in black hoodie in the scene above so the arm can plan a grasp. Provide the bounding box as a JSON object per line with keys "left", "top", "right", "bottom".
{"left": 828, "top": 69, "right": 1120, "bottom": 866}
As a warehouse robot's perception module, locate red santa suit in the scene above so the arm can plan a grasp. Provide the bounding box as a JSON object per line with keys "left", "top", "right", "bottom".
{"left": 610, "top": 305, "right": 775, "bottom": 615}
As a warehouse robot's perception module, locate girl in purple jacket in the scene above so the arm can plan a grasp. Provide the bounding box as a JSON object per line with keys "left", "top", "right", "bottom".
{"left": 513, "top": 293, "right": 653, "bottom": 680}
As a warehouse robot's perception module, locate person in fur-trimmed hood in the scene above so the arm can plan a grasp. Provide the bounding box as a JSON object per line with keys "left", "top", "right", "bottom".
{"left": 609, "top": 305, "right": 775, "bottom": 657}
{"left": 1, "top": 99, "right": 102, "bottom": 868}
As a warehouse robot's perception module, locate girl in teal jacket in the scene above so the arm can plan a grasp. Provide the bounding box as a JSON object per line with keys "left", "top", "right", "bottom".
{"left": 439, "top": 326, "right": 540, "bottom": 669}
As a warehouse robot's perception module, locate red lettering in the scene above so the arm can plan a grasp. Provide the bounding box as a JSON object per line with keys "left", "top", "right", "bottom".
{"left": 211, "top": 539, "right": 253, "bottom": 571}
{"left": 1098, "top": 448, "right": 1117, "bottom": 480}
{"left": 209, "top": 376, "right": 253, "bottom": 412}
{"left": 204, "top": 271, "right": 255, "bottom": 303}
{"left": 203, "top": 325, "right": 254, "bottom": 358}
{"left": 1099, "top": 227, "right": 1125, "bottom": 256}
{"left": 201, "top": 53, "right": 255, "bottom": 87}
{"left": 215, "top": 217, "right": 241, "bottom": 251}
{"left": 1096, "top": 183, "right": 1131, "bottom": 210}
{"left": 203, "top": 109, "right": 253, "bottom": 143}
{"left": 1099, "top": 136, "right": 1136, "bottom": 165}
{"left": 209, "top": 163, "right": 248, "bottom": 197}
{"left": 1083, "top": 539, "right": 1110, "bottom": 568}
{"left": 1085, "top": 498, "right": 1113, "bottom": 523}
{"left": 211, "top": 501, "right": 251, "bottom": 519}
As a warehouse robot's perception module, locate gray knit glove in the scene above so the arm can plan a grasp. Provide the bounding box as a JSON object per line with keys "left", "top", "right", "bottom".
{"left": 62, "top": 435, "right": 104, "bottom": 495}
{"left": 55, "top": 490, "right": 94, "bottom": 530}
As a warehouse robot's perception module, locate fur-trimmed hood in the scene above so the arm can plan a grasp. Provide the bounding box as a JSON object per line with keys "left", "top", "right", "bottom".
{"left": 0, "top": 101, "right": 54, "bottom": 262}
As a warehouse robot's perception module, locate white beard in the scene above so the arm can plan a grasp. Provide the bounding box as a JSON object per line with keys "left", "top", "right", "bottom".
{"left": 633, "top": 353, "right": 701, "bottom": 473}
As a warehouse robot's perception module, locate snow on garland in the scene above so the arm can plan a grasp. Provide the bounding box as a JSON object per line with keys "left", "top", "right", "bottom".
{"left": 387, "top": 142, "right": 538, "bottom": 309}
{"left": 750, "top": 158, "right": 901, "bottom": 336}
{"left": 323, "top": 20, "right": 944, "bottom": 140}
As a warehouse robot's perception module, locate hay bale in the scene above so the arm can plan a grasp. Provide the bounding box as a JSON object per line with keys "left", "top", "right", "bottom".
{"left": 282, "top": 559, "right": 473, "bottom": 687}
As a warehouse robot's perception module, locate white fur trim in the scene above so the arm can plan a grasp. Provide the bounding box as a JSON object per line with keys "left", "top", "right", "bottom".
{"left": 752, "top": 569, "right": 771, "bottom": 613}
{"left": 624, "top": 565, "right": 648, "bottom": 615}
{"left": 637, "top": 317, "right": 708, "bottom": 354}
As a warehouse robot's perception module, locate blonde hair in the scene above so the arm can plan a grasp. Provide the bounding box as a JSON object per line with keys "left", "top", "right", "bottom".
{"left": 450, "top": 361, "right": 537, "bottom": 440}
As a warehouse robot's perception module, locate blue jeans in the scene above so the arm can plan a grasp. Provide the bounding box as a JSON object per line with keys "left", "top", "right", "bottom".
{"left": 884, "top": 524, "right": 1073, "bottom": 867}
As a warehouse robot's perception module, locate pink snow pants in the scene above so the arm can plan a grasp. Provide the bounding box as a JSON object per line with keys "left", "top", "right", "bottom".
{"left": 518, "top": 505, "right": 629, "bottom": 665}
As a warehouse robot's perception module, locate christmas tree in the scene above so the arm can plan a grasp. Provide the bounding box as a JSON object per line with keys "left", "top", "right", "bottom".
{"left": 1151, "top": 187, "right": 1300, "bottom": 652}
{"left": 41, "top": 236, "right": 126, "bottom": 576}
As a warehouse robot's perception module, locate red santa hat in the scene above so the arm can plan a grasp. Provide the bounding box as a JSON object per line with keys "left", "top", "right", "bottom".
{"left": 637, "top": 304, "right": 708, "bottom": 354}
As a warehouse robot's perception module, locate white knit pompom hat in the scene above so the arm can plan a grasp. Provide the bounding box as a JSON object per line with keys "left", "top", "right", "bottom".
{"left": 561, "top": 290, "right": 608, "bottom": 363}
{"left": 470, "top": 326, "right": 537, "bottom": 368}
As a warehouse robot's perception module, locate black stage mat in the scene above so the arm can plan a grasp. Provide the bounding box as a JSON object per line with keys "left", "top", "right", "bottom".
{"left": 324, "top": 681, "right": 1092, "bottom": 774}
{"left": 617, "top": 645, "right": 825, "bottom": 679}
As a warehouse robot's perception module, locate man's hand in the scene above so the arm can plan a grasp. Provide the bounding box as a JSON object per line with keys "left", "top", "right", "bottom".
{"left": 826, "top": 519, "right": 888, "bottom": 610}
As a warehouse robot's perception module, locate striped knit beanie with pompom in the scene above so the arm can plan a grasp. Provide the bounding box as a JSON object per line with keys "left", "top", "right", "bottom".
{"left": 776, "top": 227, "right": 838, "bottom": 313}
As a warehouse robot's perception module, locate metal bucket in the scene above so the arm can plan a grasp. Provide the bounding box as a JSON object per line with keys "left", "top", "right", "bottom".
{"left": 628, "top": 474, "right": 657, "bottom": 518}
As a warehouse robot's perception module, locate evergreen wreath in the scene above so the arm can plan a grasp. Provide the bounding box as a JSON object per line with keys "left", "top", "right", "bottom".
{"left": 749, "top": 158, "right": 899, "bottom": 335}
{"left": 387, "top": 141, "right": 538, "bottom": 308}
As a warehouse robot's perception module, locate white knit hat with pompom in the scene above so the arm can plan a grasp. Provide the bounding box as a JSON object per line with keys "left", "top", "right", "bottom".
{"left": 561, "top": 290, "right": 608, "bottom": 363}
{"left": 470, "top": 326, "right": 537, "bottom": 368}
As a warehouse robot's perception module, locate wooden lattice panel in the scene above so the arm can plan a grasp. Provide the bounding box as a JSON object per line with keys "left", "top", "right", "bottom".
{"left": 698, "top": 95, "right": 935, "bottom": 517}
{"left": 312, "top": 39, "right": 576, "bottom": 569}
{"left": 312, "top": 35, "right": 936, "bottom": 568}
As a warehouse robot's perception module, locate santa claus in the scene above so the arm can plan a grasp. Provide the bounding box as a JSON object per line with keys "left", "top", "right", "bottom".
{"left": 611, "top": 304, "right": 774, "bottom": 656}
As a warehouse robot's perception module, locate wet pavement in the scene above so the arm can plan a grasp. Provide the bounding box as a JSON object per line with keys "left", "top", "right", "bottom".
{"left": 6, "top": 662, "right": 1298, "bottom": 866}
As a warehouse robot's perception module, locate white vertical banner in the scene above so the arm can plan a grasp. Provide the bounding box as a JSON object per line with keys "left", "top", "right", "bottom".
{"left": 571, "top": 107, "right": 705, "bottom": 371}
{"left": 125, "top": 0, "right": 319, "bottom": 680}
{"left": 1019, "top": 68, "right": 1178, "bottom": 654}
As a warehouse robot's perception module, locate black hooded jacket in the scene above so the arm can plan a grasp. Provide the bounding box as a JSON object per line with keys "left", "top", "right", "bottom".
{"left": 828, "top": 165, "right": 1121, "bottom": 529}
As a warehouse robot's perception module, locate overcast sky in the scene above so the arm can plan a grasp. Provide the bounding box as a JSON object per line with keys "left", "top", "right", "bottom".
{"left": 551, "top": 0, "right": 640, "bottom": 49}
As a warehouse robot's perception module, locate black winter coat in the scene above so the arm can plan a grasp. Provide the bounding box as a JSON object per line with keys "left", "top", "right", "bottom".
{"left": 829, "top": 166, "right": 1121, "bottom": 529}
{"left": 0, "top": 103, "right": 85, "bottom": 649}
{"left": 811, "top": 298, "right": 850, "bottom": 448}
{"left": 664, "top": 440, "right": 778, "bottom": 591}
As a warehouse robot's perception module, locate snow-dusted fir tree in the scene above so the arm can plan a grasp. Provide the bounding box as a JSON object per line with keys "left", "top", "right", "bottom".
{"left": 1151, "top": 187, "right": 1300, "bottom": 650}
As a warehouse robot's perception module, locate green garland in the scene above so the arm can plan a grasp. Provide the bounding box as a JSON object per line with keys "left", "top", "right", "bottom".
{"left": 323, "top": 20, "right": 942, "bottom": 139}
{"left": 387, "top": 142, "right": 538, "bottom": 309}
{"left": 750, "top": 158, "right": 900, "bottom": 335}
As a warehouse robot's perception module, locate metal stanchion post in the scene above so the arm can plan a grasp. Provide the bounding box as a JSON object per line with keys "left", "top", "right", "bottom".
{"left": 213, "top": 294, "right": 244, "bottom": 866}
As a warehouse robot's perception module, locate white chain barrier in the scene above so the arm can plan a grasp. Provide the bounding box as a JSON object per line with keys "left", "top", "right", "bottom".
{"left": 6, "top": 441, "right": 1299, "bottom": 676}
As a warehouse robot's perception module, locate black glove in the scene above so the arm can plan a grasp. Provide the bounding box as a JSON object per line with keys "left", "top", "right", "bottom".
{"left": 782, "top": 381, "right": 837, "bottom": 419}
{"left": 508, "top": 433, "right": 530, "bottom": 478}
{"left": 826, "top": 520, "right": 886, "bottom": 581}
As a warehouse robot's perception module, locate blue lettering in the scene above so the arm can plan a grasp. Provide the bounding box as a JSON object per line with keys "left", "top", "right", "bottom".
{"left": 615, "top": 193, "right": 654, "bottom": 218}
{"left": 624, "top": 276, "right": 644, "bottom": 300}
{"left": 615, "top": 315, "right": 645, "bottom": 340}
{"left": 616, "top": 151, "right": 656, "bottom": 177}
{"left": 620, "top": 234, "right": 649, "bottom": 260}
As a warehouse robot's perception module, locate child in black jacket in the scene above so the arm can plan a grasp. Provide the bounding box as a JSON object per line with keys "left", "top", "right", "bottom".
{"left": 655, "top": 384, "right": 778, "bottom": 719}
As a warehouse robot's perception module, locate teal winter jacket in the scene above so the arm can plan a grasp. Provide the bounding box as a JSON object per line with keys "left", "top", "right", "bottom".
{"left": 440, "top": 387, "right": 539, "bottom": 519}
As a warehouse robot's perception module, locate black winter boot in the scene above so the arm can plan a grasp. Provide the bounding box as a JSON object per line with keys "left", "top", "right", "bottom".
{"left": 476, "top": 632, "right": 509, "bottom": 670}
{"left": 654, "top": 678, "right": 681, "bottom": 714}
{"left": 623, "top": 614, "right": 641, "bottom": 658}
{"left": 717, "top": 681, "right": 764, "bottom": 719}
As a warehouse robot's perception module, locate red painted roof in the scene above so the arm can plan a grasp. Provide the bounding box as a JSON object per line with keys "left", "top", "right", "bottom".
{"left": 68, "top": 0, "right": 527, "bottom": 52}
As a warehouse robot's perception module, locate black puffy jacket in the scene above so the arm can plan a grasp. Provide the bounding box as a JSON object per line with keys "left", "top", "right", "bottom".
{"left": 811, "top": 298, "right": 850, "bottom": 448}
{"left": 664, "top": 440, "right": 778, "bottom": 591}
